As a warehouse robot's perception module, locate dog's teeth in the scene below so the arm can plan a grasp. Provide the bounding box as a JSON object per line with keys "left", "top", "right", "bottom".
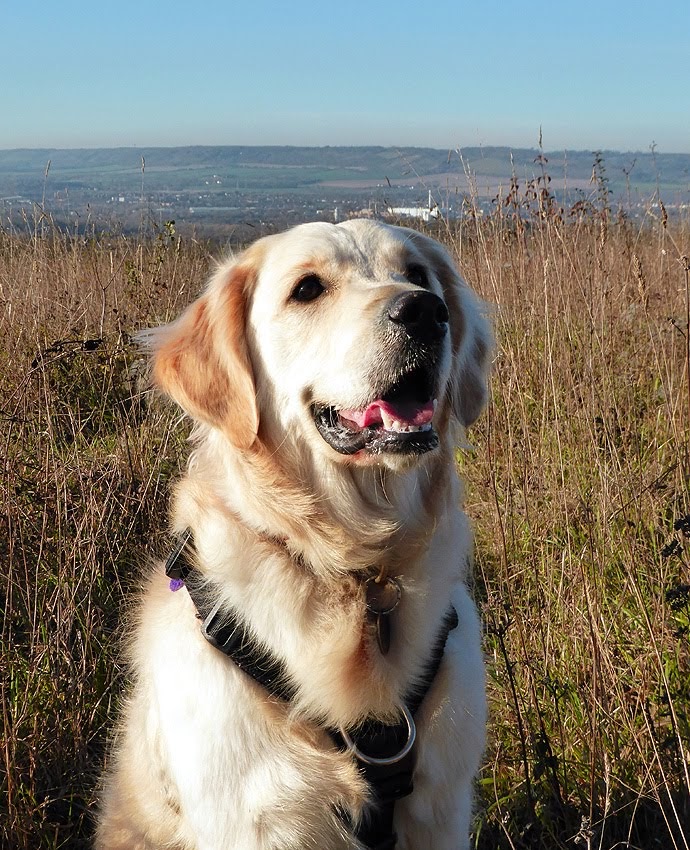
{"left": 378, "top": 407, "right": 433, "bottom": 434}
{"left": 380, "top": 408, "right": 396, "bottom": 431}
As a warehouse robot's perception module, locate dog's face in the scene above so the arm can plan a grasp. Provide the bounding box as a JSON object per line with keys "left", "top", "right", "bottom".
{"left": 149, "top": 220, "right": 491, "bottom": 470}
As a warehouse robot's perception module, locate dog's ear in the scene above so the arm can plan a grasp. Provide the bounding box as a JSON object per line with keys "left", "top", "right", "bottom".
{"left": 448, "top": 290, "right": 493, "bottom": 428}
{"left": 145, "top": 262, "right": 259, "bottom": 449}
{"left": 407, "top": 232, "right": 493, "bottom": 427}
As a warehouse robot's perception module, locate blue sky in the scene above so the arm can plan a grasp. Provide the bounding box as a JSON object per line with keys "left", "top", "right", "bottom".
{"left": 2, "top": 0, "right": 688, "bottom": 152}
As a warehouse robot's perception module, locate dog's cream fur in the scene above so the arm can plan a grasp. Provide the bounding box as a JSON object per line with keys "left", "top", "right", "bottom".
{"left": 95, "top": 220, "right": 491, "bottom": 850}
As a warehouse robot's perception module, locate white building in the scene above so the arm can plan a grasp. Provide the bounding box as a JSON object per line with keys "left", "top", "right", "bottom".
{"left": 387, "top": 190, "right": 440, "bottom": 222}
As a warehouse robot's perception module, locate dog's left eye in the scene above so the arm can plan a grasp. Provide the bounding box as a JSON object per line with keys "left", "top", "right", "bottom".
{"left": 291, "top": 274, "right": 325, "bottom": 303}
{"left": 405, "top": 263, "right": 430, "bottom": 289}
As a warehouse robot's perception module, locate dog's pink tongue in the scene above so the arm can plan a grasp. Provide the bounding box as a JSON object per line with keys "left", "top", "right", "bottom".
{"left": 339, "top": 399, "right": 435, "bottom": 429}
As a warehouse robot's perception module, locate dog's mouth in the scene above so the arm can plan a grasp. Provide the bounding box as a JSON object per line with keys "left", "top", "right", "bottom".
{"left": 311, "top": 366, "right": 440, "bottom": 456}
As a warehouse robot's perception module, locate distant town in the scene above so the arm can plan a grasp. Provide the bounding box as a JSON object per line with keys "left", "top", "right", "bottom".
{"left": 1, "top": 145, "right": 688, "bottom": 241}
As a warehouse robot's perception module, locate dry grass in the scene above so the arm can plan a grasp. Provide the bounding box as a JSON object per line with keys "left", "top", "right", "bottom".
{"left": 0, "top": 221, "right": 207, "bottom": 848}
{"left": 450, "top": 195, "right": 690, "bottom": 848}
{"left": 1, "top": 192, "right": 689, "bottom": 848}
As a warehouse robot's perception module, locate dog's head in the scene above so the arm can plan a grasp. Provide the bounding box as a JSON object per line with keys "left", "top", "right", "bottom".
{"left": 148, "top": 220, "right": 491, "bottom": 470}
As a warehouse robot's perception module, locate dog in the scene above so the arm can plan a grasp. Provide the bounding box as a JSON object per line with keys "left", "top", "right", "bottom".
{"left": 95, "top": 219, "right": 491, "bottom": 850}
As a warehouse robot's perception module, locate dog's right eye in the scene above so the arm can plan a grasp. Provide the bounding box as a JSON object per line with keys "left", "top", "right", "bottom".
{"left": 405, "top": 263, "right": 430, "bottom": 289}
{"left": 291, "top": 274, "right": 325, "bottom": 303}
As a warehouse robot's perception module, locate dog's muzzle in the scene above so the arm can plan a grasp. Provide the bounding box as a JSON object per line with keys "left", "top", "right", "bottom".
{"left": 312, "top": 290, "right": 449, "bottom": 456}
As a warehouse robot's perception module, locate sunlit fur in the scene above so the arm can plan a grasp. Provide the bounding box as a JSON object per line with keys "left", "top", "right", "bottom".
{"left": 95, "top": 220, "right": 492, "bottom": 850}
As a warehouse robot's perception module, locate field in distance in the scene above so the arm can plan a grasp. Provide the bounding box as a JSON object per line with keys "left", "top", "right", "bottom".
{"left": 1, "top": 144, "right": 688, "bottom": 237}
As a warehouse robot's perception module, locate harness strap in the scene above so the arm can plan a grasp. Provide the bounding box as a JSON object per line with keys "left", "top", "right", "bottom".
{"left": 329, "top": 606, "right": 459, "bottom": 850}
{"left": 165, "top": 531, "right": 458, "bottom": 850}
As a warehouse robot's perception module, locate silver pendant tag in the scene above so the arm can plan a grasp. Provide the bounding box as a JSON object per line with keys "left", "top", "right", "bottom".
{"left": 365, "top": 576, "right": 401, "bottom": 655}
{"left": 376, "top": 613, "right": 392, "bottom": 654}
{"left": 365, "top": 576, "right": 401, "bottom": 614}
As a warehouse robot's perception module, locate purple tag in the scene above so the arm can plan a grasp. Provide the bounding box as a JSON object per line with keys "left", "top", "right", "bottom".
{"left": 169, "top": 578, "right": 185, "bottom": 592}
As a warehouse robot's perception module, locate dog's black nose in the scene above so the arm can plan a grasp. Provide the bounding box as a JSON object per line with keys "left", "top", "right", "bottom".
{"left": 387, "top": 291, "right": 449, "bottom": 342}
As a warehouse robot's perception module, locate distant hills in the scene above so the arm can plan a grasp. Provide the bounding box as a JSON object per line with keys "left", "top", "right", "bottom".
{"left": 1, "top": 144, "right": 689, "bottom": 195}
{"left": 1, "top": 145, "right": 688, "bottom": 235}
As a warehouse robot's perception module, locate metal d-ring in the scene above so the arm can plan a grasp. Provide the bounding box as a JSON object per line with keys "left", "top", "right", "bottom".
{"left": 338, "top": 704, "right": 417, "bottom": 766}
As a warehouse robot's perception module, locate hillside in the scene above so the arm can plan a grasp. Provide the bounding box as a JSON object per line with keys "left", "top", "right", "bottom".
{"left": 1, "top": 145, "right": 688, "bottom": 236}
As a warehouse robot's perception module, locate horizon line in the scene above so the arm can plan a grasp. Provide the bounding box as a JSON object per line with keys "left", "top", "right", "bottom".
{"left": 0, "top": 142, "right": 686, "bottom": 157}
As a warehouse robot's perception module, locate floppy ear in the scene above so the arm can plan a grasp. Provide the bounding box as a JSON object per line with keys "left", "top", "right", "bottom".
{"left": 448, "top": 284, "right": 493, "bottom": 427}
{"left": 145, "top": 262, "right": 259, "bottom": 449}
{"left": 407, "top": 232, "right": 493, "bottom": 427}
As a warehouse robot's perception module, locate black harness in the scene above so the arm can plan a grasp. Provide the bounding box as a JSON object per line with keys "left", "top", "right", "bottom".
{"left": 165, "top": 530, "right": 458, "bottom": 850}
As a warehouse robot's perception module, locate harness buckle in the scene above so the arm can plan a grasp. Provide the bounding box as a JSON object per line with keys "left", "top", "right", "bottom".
{"left": 338, "top": 704, "right": 416, "bottom": 767}
{"left": 201, "top": 600, "right": 236, "bottom": 650}
{"left": 165, "top": 528, "right": 194, "bottom": 581}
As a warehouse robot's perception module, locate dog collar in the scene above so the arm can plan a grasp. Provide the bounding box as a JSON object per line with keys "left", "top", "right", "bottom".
{"left": 164, "top": 529, "right": 458, "bottom": 850}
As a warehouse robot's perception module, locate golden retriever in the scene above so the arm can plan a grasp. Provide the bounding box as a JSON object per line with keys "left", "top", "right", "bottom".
{"left": 95, "top": 219, "right": 491, "bottom": 850}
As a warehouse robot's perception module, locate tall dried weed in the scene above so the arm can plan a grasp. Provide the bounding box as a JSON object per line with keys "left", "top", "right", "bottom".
{"left": 447, "top": 174, "right": 690, "bottom": 848}
{"left": 0, "top": 219, "right": 210, "bottom": 848}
